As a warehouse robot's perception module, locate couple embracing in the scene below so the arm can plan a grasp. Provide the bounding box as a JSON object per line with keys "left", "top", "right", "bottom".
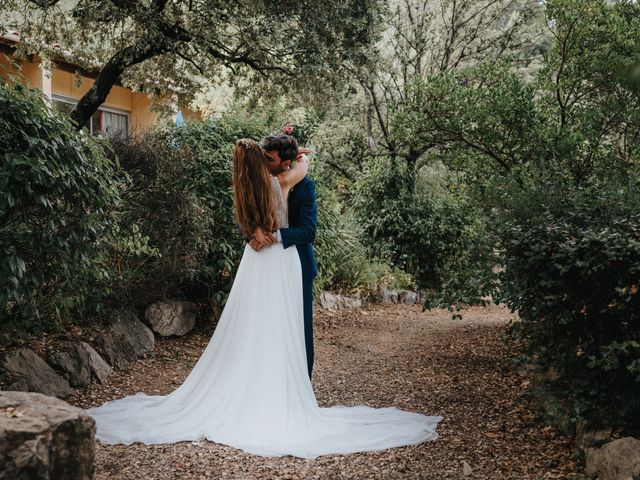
{"left": 87, "top": 135, "right": 442, "bottom": 459}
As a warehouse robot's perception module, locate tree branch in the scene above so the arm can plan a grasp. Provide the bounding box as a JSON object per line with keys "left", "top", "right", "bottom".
{"left": 70, "top": 39, "right": 170, "bottom": 128}
{"left": 177, "top": 49, "right": 204, "bottom": 75}
{"left": 206, "top": 45, "right": 292, "bottom": 76}
{"left": 325, "top": 154, "right": 355, "bottom": 180}
{"left": 27, "top": 0, "right": 60, "bottom": 7}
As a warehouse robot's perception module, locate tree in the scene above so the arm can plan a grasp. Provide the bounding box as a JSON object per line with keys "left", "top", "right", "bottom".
{"left": 358, "top": 0, "right": 546, "bottom": 190}
{"left": 0, "top": 0, "right": 382, "bottom": 129}
{"left": 393, "top": 0, "right": 640, "bottom": 185}
{"left": 393, "top": 1, "right": 640, "bottom": 422}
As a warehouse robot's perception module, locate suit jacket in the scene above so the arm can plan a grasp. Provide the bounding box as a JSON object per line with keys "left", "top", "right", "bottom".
{"left": 280, "top": 177, "right": 318, "bottom": 282}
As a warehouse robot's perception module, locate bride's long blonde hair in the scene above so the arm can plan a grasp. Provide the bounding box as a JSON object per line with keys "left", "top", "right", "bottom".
{"left": 232, "top": 138, "right": 279, "bottom": 237}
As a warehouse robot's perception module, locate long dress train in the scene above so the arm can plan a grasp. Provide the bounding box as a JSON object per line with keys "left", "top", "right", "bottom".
{"left": 86, "top": 178, "right": 442, "bottom": 459}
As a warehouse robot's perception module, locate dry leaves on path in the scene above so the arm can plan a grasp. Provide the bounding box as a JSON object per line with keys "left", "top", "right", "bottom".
{"left": 68, "top": 304, "right": 583, "bottom": 479}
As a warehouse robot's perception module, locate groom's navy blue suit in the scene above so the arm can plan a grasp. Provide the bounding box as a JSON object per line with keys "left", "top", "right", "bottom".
{"left": 279, "top": 176, "right": 318, "bottom": 379}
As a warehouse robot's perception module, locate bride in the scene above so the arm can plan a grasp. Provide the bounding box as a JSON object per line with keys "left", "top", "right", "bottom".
{"left": 86, "top": 138, "right": 442, "bottom": 459}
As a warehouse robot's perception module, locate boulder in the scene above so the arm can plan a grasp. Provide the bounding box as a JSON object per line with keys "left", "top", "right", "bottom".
{"left": 379, "top": 287, "right": 399, "bottom": 304}
{"left": 318, "top": 292, "right": 364, "bottom": 311}
{"left": 318, "top": 292, "right": 340, "bottom": 311}
{"left": 93, "top": 310, "right": 155, "bottom": 369}
{"left": 48, "top": 342, "right": 112, "bottom": 387}
{"left": 0, "top": 391, "right": 95, "bottom": 480}
{"left": 82, "top": 342, "right": 112, "bottom": 384}
{"left": 399, "top": 290, "right": 420, "bottom": 305}
{"left": 7, "top": 378, "right": 29, "bottom": 392}
{"left": 585, "top": 437, "right": 640, "bottom": 480}
{"left": 2, "top": 349, "right": 73, "bottom": 398}
{"left": 144, "top": 300, "right": 197, "bottom": 337}
{"left": 338, "top": 295, "right": 363, "bottom": 309}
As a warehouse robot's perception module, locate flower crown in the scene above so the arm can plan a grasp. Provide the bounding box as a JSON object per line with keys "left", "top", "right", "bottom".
{"left": 238, "top": 139, "right": 253, "bottom": 150}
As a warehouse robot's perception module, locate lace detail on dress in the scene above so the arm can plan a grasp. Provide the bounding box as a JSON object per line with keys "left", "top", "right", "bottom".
{"left": 271, "top": 176, "right": 288, "bottom": 229}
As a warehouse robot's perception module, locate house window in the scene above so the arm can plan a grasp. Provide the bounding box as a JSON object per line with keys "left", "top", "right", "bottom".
{"left": 52, "top": 97, "right": 75, "bottom": 114}
{"left": 51, "top": 95, "right": 130, "bottom": 138}
{"left": 100, "top": 110, "right": 129, "bottom": 138}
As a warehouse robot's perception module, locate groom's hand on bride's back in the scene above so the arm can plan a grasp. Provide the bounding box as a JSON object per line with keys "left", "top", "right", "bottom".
{"left": 249, "top": 227, "right": 276, "bottom": 251}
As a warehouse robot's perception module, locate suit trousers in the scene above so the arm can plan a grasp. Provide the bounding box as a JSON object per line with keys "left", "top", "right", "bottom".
{"left": 302, "top": 278, "right": 314, "bottom": 379}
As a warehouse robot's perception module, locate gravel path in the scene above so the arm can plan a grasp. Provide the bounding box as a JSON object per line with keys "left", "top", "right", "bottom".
{"left": 69, "top": 304, "right": 582, "bottom": 479}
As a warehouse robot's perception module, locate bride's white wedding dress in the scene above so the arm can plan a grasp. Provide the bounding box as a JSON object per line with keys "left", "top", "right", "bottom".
{"left": 87, "top": 177, "right": 442, "bottom": 459}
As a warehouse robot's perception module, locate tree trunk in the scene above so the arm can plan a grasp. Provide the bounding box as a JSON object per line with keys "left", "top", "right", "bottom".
{"left": 69, "top": 41, "right": 168, "bottom": 130}
{"left": 364, "top": 90, "right": 376, "bottom": 150}
{"left": 406, "top": 149, "right": 420, "bottom": 193}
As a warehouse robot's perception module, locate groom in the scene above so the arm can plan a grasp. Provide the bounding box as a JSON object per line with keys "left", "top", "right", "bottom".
{"left": 250, "top": 135, "right": 318, "bottom": 380}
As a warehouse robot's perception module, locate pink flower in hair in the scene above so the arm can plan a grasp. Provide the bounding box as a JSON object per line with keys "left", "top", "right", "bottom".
{"left": 281, "top": 123, "right": 295, "bottom": 135}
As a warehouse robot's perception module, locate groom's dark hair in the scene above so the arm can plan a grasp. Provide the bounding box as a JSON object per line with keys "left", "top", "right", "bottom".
{"left": 261, "top": 135, "right": 299, "bottom": 161}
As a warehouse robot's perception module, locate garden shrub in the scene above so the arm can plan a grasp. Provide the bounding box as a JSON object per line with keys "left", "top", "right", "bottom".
{"left": 498, "top": 174, "right": 640, "bottom": 428}
{"left": 105, "top": 116, "right": 267, "bottom": 307}
{"left": 313, "top": 164, "right": 414, "bottom": 295}
{"left": 0, "top": 78, "right": 120, "bottom": 340}
{"left": 386, "top": 0, "right": 640, "bottom": 431}
{"left": 352, "top": 156, "right": 495, "bottom": 301}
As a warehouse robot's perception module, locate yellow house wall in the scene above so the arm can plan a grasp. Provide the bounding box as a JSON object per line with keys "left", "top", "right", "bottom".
{"left": 2, "top": 50, "right": 201, "bottom": 131}
{"left": 182, "top": 107, "right": 203, "bottom": 122}
{"left": 51, "top": 69, "right": 131, "bottom": 111}
{"left": 131, "top": 92, "right": 161, "bottom": 133}
{"left": 0, "top": 52, "right": 42, "bottom": 89}
{"left": 51, "top": 70, "right": 171, "bottom": 132}
{"left": 21, "top": 60, "right": 43, "bottom": 90}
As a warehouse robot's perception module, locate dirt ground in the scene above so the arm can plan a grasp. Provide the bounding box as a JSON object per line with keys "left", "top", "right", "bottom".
{"left": 69, "top": 304, "right": 583, "bottom": 479}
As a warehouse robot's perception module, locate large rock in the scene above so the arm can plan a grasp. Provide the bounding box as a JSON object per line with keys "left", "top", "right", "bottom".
{"left": 338, "top": 295, "right": 363, "bottom": 309}
{"left": 144, "top": 300, "right": 197, "bottom": 337}
{"left": 82, "top": 342, "right": 112, "bottom": 384}
{"left": 379, "top": 287, "right": 399, "bottom": 304}
{"left": 586, "top": 437, "right": 640, "bottom": 480}
{"left": 399, "top": 290, "right": 420, "bottom": 305}
{"left": 318, "top": 292, "right": 364, "bottom": 311}
{"left": 49, "top": 342, "right": 112, "bottom": 387}
{"left": 318, "top": 292, "right": 339, "bottom": 311}
{"left": 2, "top": 349, "right": 73, "bottom": 398}
{"left": 0, "top": 391, "right": 95, "bottom": 480}
{"left": 93, "top": 310, "right": 155, "bottom": 368}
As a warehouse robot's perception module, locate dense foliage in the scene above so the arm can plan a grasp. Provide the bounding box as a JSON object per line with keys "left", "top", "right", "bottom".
{"left": 498, "top": 176, "right": 640, "bottom": 426}
{"left": 390, "top": 0, "right": 640, "bottom": 428}
{"left": 313, "top": 163, "right": 414, "bottom": 294}
{"left": 103, "top": 117, "right": 266, "bottom": 308}
{"left": 0, "top": 0, "right": 383, "bottom": 126}
{"left": 352, "top": 156, "right": 494, "bottom": 303}
{"left": 0, "top": 79, "right": 120, "bottom": 339}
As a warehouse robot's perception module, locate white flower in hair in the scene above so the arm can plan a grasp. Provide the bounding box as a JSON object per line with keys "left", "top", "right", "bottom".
{"left": 239, "top": 139, "right": 252, "bottom": 150}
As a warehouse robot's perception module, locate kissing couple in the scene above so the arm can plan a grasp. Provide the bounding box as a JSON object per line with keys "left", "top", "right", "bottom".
{"left": 87, "top": 134, "right": 442, "bottom": 459}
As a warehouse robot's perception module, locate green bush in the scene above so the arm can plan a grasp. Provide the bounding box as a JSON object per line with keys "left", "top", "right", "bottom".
{"left": 104, "top": 116, "right": 267, "bottom": 307}
{"left": 386, "top": 0, "right": 640, "bottom": 430}
{"left": 352, "top": 156, "right": 495, "bottom": 301}
{"left": 498, "top": 175, "right": 640, "bottom": 427}
{"left": 313, "top": 164, "right": 414, "bottom": 295}
{"left": 0, "top": 79, "right": 120, "bottom": 338}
